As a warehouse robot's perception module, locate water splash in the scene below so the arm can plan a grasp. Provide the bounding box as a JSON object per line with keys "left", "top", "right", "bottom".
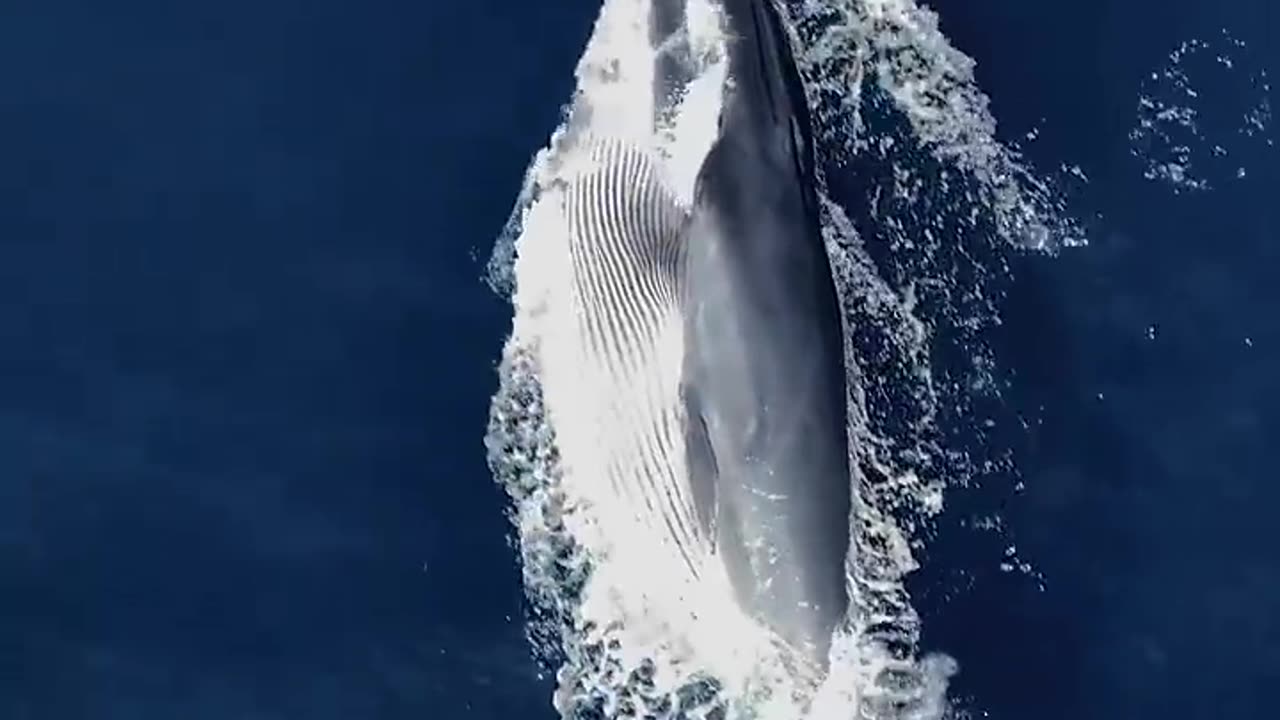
{"left": 1129, "top": 28, "right": 1273, "bottom": 193}
{"left": 782, "top": 0, "right": 1084, "bottom": 251}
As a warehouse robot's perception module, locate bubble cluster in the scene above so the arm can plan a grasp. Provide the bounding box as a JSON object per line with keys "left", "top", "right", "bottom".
{"left": 1129, "top": 28, "right": 1273, "bottom": 193}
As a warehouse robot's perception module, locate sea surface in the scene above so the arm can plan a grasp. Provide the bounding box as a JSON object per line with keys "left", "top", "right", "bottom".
{"left": 0, "top": 1, "right": 1274, "bottom": 719}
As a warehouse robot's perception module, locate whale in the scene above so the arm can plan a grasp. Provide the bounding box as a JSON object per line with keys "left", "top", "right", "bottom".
{"left": 556, "top": 0, "right": 850, "bottom": 673}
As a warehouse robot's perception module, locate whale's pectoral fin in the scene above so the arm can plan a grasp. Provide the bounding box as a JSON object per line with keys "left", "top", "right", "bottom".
{"left": 681, "top": 383, "right": 719, "bottom": 544}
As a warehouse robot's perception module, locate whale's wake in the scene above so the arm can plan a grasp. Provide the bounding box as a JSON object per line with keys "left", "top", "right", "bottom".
{"left": 484, "top": 1, "right": 1078, "bottom": 718}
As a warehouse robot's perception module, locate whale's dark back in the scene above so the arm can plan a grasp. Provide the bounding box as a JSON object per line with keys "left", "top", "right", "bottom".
{"left": 681, "top": 0, "right": 851, "bottom": 669}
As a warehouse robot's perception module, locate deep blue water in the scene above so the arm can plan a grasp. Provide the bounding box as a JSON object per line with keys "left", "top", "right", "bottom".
{"left": 923, "top": 2, "right": 1277, "bottom": 718}
{"left": 0, "top": 1, "right": 1274, "bottom": 719}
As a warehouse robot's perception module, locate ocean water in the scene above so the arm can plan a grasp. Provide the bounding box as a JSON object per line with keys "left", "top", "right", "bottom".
{"left": 1, "top": 1, "right": 1275, "bottom": 720}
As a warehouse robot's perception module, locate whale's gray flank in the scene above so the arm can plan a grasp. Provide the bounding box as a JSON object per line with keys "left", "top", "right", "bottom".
{"left": 680, "top": 0, "right": 851, "bottom": 668}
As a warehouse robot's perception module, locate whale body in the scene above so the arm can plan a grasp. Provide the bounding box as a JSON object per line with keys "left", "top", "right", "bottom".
{"left": 557, "top": 0, "right": 851, "bottom": 672}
